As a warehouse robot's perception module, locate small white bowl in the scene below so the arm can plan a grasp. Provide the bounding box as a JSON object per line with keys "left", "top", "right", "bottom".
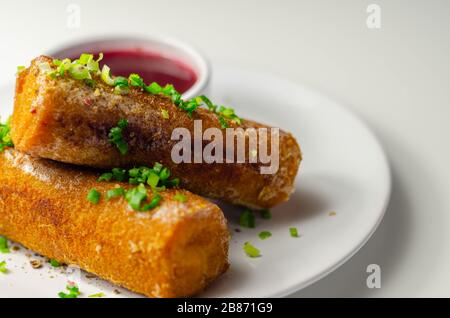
{"left": 47, "top": 35, "right": 211, "bottom": 99}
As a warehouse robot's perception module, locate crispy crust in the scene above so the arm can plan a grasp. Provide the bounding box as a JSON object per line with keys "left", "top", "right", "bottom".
{"left": 11, "top": 56, "right": 302, "bottom": 208}
{"left": 0, "top": 149, "right": 229, "bottom": 298}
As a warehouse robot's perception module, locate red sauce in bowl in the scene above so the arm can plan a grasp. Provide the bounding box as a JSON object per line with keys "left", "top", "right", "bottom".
{"left": 87, "top": 50, "right": 197, "bottom": 93}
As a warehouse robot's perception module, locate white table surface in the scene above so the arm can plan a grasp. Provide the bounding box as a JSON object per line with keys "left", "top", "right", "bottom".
{"left": 1, "top": 0, "right": 449, "bottom": 297}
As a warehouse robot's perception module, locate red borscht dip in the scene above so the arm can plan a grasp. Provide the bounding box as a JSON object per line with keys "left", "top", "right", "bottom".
{"left": 77, "top": 49, "right": 198, "bottom": 94}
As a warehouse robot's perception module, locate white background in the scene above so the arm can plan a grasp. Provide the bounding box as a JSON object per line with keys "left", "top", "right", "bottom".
{"left": 1, "top": 0, "right": 449, "bottom": 297}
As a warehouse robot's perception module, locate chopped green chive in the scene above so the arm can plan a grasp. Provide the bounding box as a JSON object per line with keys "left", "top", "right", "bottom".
{"left": 87, "top": 189, "right": 101, "bottom": 204}
{"left": 78, "top": 53, "right": 93, "bottom": 65}
{"left": 146, "top": 171, "right": 160, "bottom": 188}
{"left": 88, "top": 292, "right": 105, "bottom": 298}
{"left": 112, "top": 168, "right": 127, "bottom": 182}
{"left": 125, "top": 184, "right": 148, "bottom": 211}
{"left": 98, "top": 172, "right": 113, "bottom": 182}
{"left": 153, "top": 162, "right": 163, "bottom": 173}
{"left": 239, "top": 210, "right": 255, "bottom": 228}
{"left": 123, "top": 184, "right": 162, "bottom": 212}
{"left": 114, "top": 84, "right": 130, "bottom": 95}
{"left": 128, "top": 167, "right": 140, "bottom": 178}
{"left": 0, "top": 261, "right": 7, "bottom": 274}
{"left": 174, "top": 192, "right": 187, "bottom": 203}
{"left": 68, "top": 64, "right": 91, "bottom": 80}
{"left": 17, "top": 65, "right": 26, "bottom": 74}
{"left": 108, "top": 119, "right": 128, "bottom": 155}
{"left": 113, "top": 76, "right": 128, "bottom": 87}
{"left": 98, "top": 163, "right": 179, "bottom": 191}
{"left": 290, "top": 227, "right": 299, "bottom": 238}
{"left": 258, "top": 231, "right": 272, "bottom": 240}
{"left": 142, "top": 194, "right": 162, "bottom": 211}
{"left": 129, "top": 74, "right": 144, "bottom": 88}
{"left": 84, "top": 78, "right": 96, "bottom": 88}
{"left": 161, "top": 109, "right": 169, "bottom": 119}
{"left": 218, "top": 115, "right": 229, "bottom": 129}
{"left": 0, "top": 117, "right": 14, "bottom": 152}
{"left": 101, "top": 65, "right": 115, "bottom": 86}
{"left": 260, "top": 209, "right": 272, "bottom": 220}
{"left": 161, "top": 84, "right": 175, "bottom": 95}
{"left": 58, "top": 283, "right": 80, "bottom": 298}
{"left": 145, "top": 82, "right": 162, "bottom": 94}
{"left": 106, "top": 187, "right": 125, "bottom": 200}
{"left": 93, "top": 163, "right": 183, "bottom": 211}
{"left": 197, "top": 95, "right": 216, "bottom": 112}
{"left": 50, "top": 259, "right": 61, "bottom": 267}
{"left": 243, "top": 242, "right": 261, "bottom": 258}
{"left": 165, "top": 178, "right": 180, "bottom": 187}
{"left": 117, "top": 119, "right": 127, "bottom": 129}
{"left": 159, "top": 168, "right": 170, "bottom": 181}
{"left": 0, "top": 236, "right": 9, "bottom": 254}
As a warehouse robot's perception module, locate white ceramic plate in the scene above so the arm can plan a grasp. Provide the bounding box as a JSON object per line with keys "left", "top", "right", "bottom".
{"left": 0, "top": 64, "right": 390, "bottom": 298}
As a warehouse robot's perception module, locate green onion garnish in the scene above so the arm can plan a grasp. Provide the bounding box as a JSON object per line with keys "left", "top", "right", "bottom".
{"left": 258, "top": 231, "right": 272, "bottom": 240}
{"left": 146, "top": 171, "right": 160, "bottom": 188}
{"left": 113, "top": 76, "right": 128, "bottom": 87}
{"left": 128, "top": 167, "right": 140, "bottom": 178}
{"left": 98, "top": 172, "right": 113, "bottom": 182}
{"left": 78, "top": 53, "right": 93, "bottom": 65}
{"left": 17, "top": 65, "right": 26, "bottom": 74}
{"left": 94, "top": 162, "right": 183, "bottom": 212}
{"left": 68, "top": 64, "right": 91, "bottom": 80}
{"left": 165, "top": 178, "right": 180, "bottom": 188}
{"left": 125, "top": 184, "right": 148, "bottom": 211}
{"left": 218, "top": 116, "right": 229, "bottom": 129}
{"left": 112, "top": 76, "right": 130, "bottom": 95}
{"left": 239, "top": 210, "right": 255, "bottom": 228}
{"left": 153, "top": 162, "right": 163, "bottom": 173}
{"left": 58, "top": 283, "right": 81, "bottom": 298}
{"left": 0, "top": 236, "right": 9, "bottom": 254}
{"left": 99, "top": 163, "right": 179, "bottom": 191}
{"left": 106, "top": 187, "right": 125, "bottom": 200}
{"left": 161, "top": 84, "right": 175, "bottom": 95}
{"left": 260, "top": 209, "right": 272, "bottom": 220}
{"left": 142, "top": 194, "right": 162, "bottom": 211}
{"left": 114, "top": 84, "right": 130, "bottom": 95}
{"left": 290, "top": 227, "right": 299, "bottom": 238}
{"left": 88, "top": 292, "right": 105, "bottom": 298}
{"left": 243, "top": 242, "right": 261, "bottom": 258}
{"left": 50, "top": 259, "right": 61, "bottom": 267}
{"left": 145, "top": 82, "right": 162, "bottom": 94}
{"left": 0, "top": 261, "right": 7, "bottom": 274}
{"left": 87, "top": 189, "right": 101, "bottom": 204}
{"left": 129, "top": 74, "right": 144, "bottom": 88}
{"left": 174, "top": 192, "right": 187, "bottom": 203}
{"left": 197, "top": 95, "right": 216, "bottom": 112}
{"left": 159, "top": 167, "right": 170, "bottom": 181}
{"left": 112, "top": 168, "right": 127, "bottom": 182}
{"left": 161, "top": 109, "right": 169, "bottom": 119}
{"left": 108, "top": 119, "right": 128, "bottom": 155}
{"left": 84, "top": 79, "right": 96, "bottom": 88}
{"left": 0, "top": 117, "right": 14, "bottom": 152}
{"left": 101, "top": 65, "right": 115, "bottom": 86}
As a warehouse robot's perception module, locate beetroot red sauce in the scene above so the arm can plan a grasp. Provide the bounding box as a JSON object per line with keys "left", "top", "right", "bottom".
{"left": 81, "top": 50, "right": 197, "bottom": 93}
